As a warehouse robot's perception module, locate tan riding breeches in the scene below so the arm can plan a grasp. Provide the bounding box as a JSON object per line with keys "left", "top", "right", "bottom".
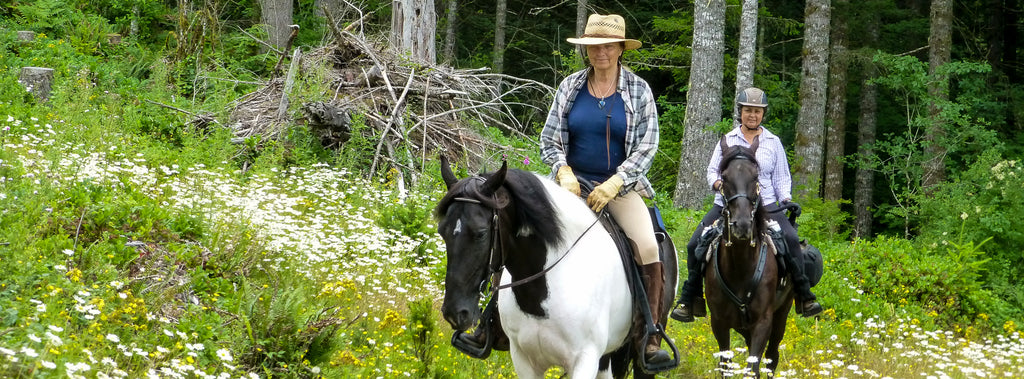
{"left": 606, "top": 191, "right": 660, "bottom": 265}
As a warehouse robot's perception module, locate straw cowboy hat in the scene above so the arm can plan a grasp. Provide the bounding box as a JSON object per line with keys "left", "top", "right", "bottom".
{"left": 566, "top": 14, "right": 642, "bottom": 50}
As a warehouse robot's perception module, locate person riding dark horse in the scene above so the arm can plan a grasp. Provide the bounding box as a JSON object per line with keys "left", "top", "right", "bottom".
{"left": 670, "top": 87, "right": 823, "bottom": 323}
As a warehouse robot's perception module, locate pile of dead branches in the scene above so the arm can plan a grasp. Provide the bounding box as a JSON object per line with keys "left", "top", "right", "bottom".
{"left": 227, "top": 25, "right": 553, "bottom": 186}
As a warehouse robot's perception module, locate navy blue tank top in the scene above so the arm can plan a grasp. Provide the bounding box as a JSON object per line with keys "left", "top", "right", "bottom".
{"left": 567, "top": 81, "right": 627, "bottom": 185}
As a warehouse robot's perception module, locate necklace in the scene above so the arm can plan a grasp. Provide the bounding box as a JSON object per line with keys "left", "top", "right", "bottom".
{"left": 589, "top": 78, "right": 616, "bottom": 109}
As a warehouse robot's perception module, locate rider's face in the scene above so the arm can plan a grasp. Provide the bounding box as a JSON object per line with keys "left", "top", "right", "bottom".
{"left": 586, "top": 43, "right": 623, "bottom": 71}
{"left": 740, "top": 106, "right": 764, "bottom": 129}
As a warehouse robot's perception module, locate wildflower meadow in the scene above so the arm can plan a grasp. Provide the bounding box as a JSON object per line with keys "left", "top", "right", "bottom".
{"left": 1, "top": 109, "right": 1022, "bottom": 378}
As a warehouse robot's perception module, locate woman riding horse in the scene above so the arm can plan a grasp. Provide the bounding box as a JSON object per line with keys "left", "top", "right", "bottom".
{"left": 671, "top": 87, "right": 823, "bottom": 322}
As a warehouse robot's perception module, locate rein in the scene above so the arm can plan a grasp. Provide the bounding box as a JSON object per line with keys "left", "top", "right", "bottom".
{"left": 715, "top": 153, "right": 767, "bottom": 324}
{"left": 452, "top": 195, "right": 601, "bottom": 293}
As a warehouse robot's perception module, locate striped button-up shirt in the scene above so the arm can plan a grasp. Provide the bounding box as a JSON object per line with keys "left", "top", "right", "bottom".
{"left": 540, "top": 66, "right": 659, "bottom": 198}
{"left": 707, "top": 127, "right": 792, "bottom": 206}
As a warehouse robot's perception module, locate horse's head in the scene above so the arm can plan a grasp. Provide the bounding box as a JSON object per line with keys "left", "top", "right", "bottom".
{"left": 435, "top": 155, "right": 511, "bottom": 331}
{"left": 718, "top": 137, "right": 762, "bottom": 245}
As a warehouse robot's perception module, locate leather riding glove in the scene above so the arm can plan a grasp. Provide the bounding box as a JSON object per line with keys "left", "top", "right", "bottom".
{"left": 587, "top": 174, "right": 624, "bottom": 212}
{"left": 556, "top": 165, "right": 581, "bottom": 196}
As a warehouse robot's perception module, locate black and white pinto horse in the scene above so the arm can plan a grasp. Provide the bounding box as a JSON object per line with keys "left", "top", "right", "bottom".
{"left": 435, "top": 157, "right": 676, "bottom": 378}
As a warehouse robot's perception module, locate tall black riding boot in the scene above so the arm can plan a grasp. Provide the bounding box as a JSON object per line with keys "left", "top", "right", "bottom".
{"left": 782, "top": 247, "right": 823, "bottom": 317}
{"left": 670, "top": 251, "right": 707, "bottom": 322}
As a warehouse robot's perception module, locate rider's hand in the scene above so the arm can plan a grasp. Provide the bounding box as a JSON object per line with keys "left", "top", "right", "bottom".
{"left": 587, "top": 174, "right": 624, "bottom": 212}
{"left": 556, "top": 165, "right": 581, "bottom": 196}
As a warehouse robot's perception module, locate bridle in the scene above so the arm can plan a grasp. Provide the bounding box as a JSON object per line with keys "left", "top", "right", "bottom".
{"left": 450, "top": 179, "right": 599, "bottom": 300}
{"left": 714, "top": 156, "right": 768, "bottom": 324}
{"left": 720, "top": 156, "right": 761, "bottom": 248}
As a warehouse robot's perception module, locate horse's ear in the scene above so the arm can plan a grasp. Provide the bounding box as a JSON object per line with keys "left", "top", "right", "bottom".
{"left": 719, "top": 136, "right": 730, "bottom": 154}
{"left": 481, "top": 160, "right": 507, "bottom": 196}
{"left": 440, "top": 154, "right": 457, "bottom": 189}
{"left": 750, "top": 135, "right": 760, "bottom": 154}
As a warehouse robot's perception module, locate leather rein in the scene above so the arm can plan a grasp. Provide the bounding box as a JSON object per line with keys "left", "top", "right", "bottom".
{"left": 452, "top": 191, "right": 600, "bottom": 297}
{"left": 714, "top": 156, "right": 769, "bottom": 324}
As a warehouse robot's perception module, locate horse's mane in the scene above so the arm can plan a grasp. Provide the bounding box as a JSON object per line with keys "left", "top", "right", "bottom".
{"left": 718, "top": 143, "right": 760, "bottom": 174}
{"left": 434, "top": 168, "right": 564, "bottom": 248}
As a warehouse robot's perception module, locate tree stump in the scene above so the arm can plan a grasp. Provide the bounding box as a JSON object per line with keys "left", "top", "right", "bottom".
{"left": 301, "top": 101, "right": 352, "bottom": 148}
{"left": 17, "top": 31, "right": 36, "bottom": 42}
{"left": 19, "top": 67, "right": 55, "bottom": 102}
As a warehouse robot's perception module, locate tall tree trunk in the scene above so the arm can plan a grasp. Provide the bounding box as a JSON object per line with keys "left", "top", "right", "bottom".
{"left": 673, "top": 0, "right": 726, "bottom": 210}
{"left": 391, "top": 0, "right": 437, "bottom": 64}
{"left": 793, "top": 0, "right": 831, "bottom": 198}
{"left": 854, "top": 15, "right": 881, "bottom": 240}
{"left": 493, "top": 0, "right": 507, "bottom": 73}
{"left": 259, "top": 0, "right": 294, "bottom": 50}
{"left": 923, "top": 0, "right": 952, "bottom": 188}
{"left": 577, "top": 0, "right": 588, "bottom": 38}
{"left": 823, "top": 0, "right": 849, "bottom": 201}
{"left": 733, "top": 0, "right": 758, "bottom": 125}
{"left": 443, "top": 0, "right": 458, "bottom": 64}
{"left": 734, "top": 0, "right": 758, "bottom": 99}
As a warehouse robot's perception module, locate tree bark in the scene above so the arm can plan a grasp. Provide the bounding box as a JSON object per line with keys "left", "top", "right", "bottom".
{"left": 576, "top": 0, "right": 588, "bottom": 58}
{"left": 391, "top": 0, "right": 437, "bottom": 64}
{"left": 854, "top": 14, "right": 881, "bottom": 240}
{"left": 19, "top": 67, "right": 54, "bottom": 102}
{"left": 259, "top": 0, "right": 294, "bottom": 50}
{"left": 793, "top": 0, "right": 831, "bottom": 198}
{"left": 923, "top": 0, "right": 952, "bottom": 188}
{"left": 823, "top": 0, "right": 849, "bottom": 201}
{"left": 576, "top": 0, "right": 588, "bottom": 38}
{"left": 673, "top": 0, "right": 726, "bottom": 210}
{"left": 442, "top": 0, "right": 458, "bottom": 64}
{"left": 734, "top": 0, "right": 758, "bottom": 104}
{"left": 493, "top": 0, "right": 507, "bottom": 74}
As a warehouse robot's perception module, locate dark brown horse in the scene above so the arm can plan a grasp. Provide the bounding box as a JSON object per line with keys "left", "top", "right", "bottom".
{"left": 705, "top": 137, "right": 794, "bottom": 377}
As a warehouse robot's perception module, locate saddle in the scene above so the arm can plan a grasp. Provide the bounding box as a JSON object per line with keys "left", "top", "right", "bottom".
{"left": 695, "top": 209, "right": 823, "bottom": 288}
{"left": 581, "top": 181, "right": 679, "bottom": 373}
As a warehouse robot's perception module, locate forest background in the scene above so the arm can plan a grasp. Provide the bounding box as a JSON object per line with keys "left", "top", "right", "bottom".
{"left": 1, "top": 0, "right": 1023, "bottom": 377}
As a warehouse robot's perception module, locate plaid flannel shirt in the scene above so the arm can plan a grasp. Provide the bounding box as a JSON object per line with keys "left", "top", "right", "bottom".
{"left": 540, "top": 66, "right": 659, "bottom": 199}
{"left": 707, "top": 127, "right": 793, "bottom": 206}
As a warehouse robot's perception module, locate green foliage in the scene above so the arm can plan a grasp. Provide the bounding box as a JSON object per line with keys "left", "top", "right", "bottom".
{"left": 866, "top": 53, "right": 999, "bottom": 235}
{"left": 650, "top": 96, "right": 684, "bottom": 195}
{"left": 915, "top": 150, "right": 1024, "bottom": 319}
{"left": 237, "top": 280, "right": 341, "bottom": 373}
{"left": 793, "top": 196, "right": 852, "bottom": 244}
{"left": 837, "top": 236, "right": 1002, "bottom": 328}
{"left": 407, "top": 298, "right": 437, "bottom": 377}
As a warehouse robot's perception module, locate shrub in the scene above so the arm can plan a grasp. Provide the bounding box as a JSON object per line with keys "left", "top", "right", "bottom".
{"left": 915, "top": 149, "right": 1024, "bottom": 321}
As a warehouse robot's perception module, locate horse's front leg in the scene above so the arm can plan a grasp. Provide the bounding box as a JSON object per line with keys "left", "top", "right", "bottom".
{"left": 510, "top": 346, "right": 546, "bottom": 379}
{"left": 710, "top": 322, "right": 734, "bottom": 376}
{"left": 764, "top": 304, "right": 792, "bottom": 373}
{"left": 745, "top": 318, "right": 775, "bottom": 378}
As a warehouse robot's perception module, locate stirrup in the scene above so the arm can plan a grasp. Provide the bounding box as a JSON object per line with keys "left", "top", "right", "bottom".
{"left": 638, "top": 326, "right": 679, "bottom": 374}
{"left": 451, "top": 330, "right": 492, "bottom": 359}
